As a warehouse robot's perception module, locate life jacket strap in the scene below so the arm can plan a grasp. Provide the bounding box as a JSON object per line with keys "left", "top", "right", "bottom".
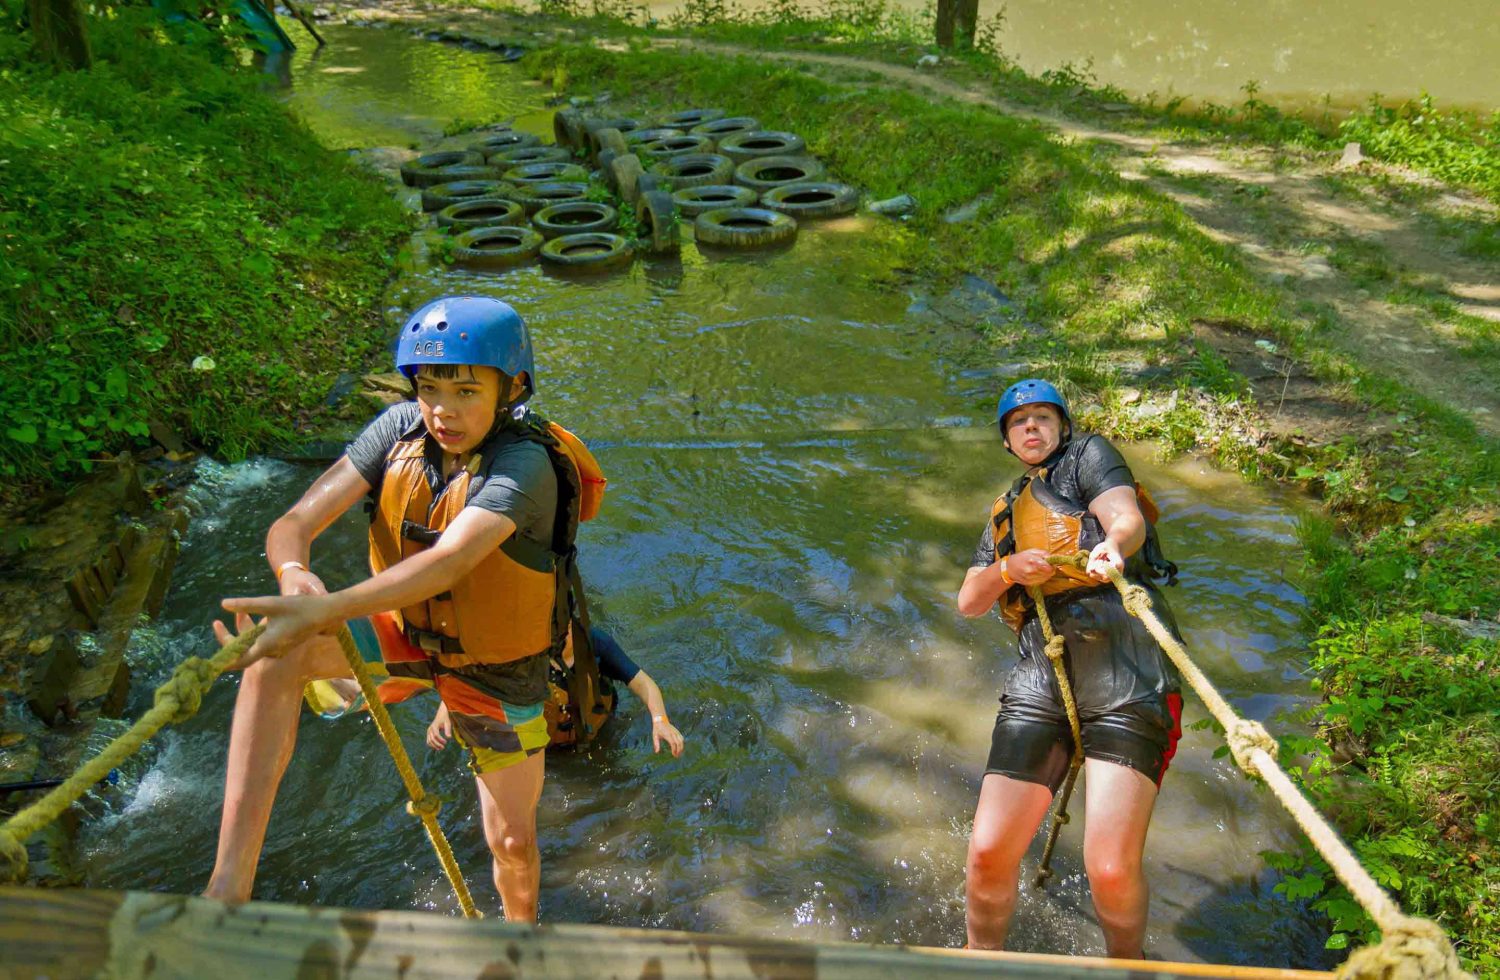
{"left": 401, "top": 520, "right": 442, "bottom": 546}
{"left": 404, "top": 625, "right": 465, "bottom": 655}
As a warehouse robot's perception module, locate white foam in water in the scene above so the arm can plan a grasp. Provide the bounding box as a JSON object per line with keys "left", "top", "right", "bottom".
{"left": 187, "top": 457, "right": 298, "bottom": 511}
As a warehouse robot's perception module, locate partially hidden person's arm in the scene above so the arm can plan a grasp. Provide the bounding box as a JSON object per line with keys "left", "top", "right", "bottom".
{"left": 1085, "top": 484, "right": 1146, "bottom": 581}
{"left": 627, "top": 670, "right": 684, "bottom": 757}
{"left": 224, "top": 504, "right": 516, "bottom": 664}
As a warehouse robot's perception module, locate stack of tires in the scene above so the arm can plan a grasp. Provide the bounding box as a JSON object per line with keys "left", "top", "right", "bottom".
{"left": 401, "top": 110, "right": 856, "bottom": 274}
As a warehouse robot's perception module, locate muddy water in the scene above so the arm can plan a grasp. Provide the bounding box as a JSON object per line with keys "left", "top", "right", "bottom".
{"left": 646, "top": 0, "right": 1498, "bottom": 112}
{"left": 79, "top": 27, "right": 1335, "bottom": 967}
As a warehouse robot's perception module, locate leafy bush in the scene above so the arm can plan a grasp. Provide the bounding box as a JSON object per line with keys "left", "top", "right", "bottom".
{"left": 0, "top": 10, "right": 409, "bottom": 490}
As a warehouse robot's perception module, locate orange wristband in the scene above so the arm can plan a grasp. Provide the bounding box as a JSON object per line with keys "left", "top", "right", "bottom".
{"left": 275, "top": 560, "right": 307, "bottom": 583}
{"left": 999, "top": 557, "right": 1012, "bottom": 586}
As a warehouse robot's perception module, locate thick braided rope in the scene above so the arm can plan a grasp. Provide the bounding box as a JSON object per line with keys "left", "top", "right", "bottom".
{"left": 1086, "top": 559, "right": 1470, "bottom": 979}
{"left": 1029, "top": 586, "right": 1085, "bottom": 888}
{"left": 0, "top": 624, "right": 266, "bottom": 885}
{"left": 334, "top": 627, "right": 480, "bottom": 919}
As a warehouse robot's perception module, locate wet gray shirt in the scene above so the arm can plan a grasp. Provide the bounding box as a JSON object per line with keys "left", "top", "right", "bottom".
{"left": 346, "top": 402, "right": 557, "bottom": 550}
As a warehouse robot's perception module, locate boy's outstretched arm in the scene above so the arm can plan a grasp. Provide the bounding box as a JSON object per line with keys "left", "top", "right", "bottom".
{"left": 627, "top": 670, "right": 684, "bottom": 757}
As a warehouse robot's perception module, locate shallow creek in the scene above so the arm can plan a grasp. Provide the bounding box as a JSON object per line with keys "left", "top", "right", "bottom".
{"left": 79, "top": 26, "right": 1336, "bottom": 968}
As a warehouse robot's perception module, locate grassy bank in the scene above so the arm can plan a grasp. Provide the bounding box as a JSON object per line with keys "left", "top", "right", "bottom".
{"left": 525, "top": 39, "right": 1497, "bottom": 969}
{"left": 0, "top": 9, "right": 410, "bottom": 498}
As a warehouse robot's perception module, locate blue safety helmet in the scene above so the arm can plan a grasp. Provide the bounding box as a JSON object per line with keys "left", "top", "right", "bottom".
{"left": 997, "top": 378, "right": 1071, "bottom": 455}
{"left": 395, "top": 295, "right": 535, "bottom": 404}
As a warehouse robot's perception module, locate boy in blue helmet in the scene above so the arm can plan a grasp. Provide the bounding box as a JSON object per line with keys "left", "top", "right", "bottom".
{"left": 206, "top": 295, "right": 574, "bottom": 922}
{"left": 956, "top": 379, "right": 1181, "bottom": 958}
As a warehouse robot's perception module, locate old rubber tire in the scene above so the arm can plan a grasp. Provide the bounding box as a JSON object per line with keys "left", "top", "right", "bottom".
{"left": 509, "top": 180, "right": 589, "bottom": 215}
{"left": 758, "top": 181, "right": 858, "bottom": 219}
{"left": 636, "top": 173, "right": 662, "bottom": 197}
{"left": 716, "top": 130, "right": 808, "bottom": 164}
{"left": 494, "top": 145, "right": 571, "bottom": 168}
{"left": 436, "top": 198, "right": 526, "bottom": 232}
{"left": 413, "top": 163, "right": 504, "bottom": 189}
{"left": 625, "top": 127, "right": 683, "bottom": 147}
{"left": 420, "top": 179, "right": 513, "bottom": 213}
{"left": 400, "top": 150, "right": 484, "bottom": 186}
{"left": 609, "top": 153, "right": 647, "bottom": 204}
{"left": 539, "top": 232, "right": 633, "bottom": 270}
{"left": 734, "top": 155, "right": 826, "bottom": 193}
{"left": 690, "top": 116, "right": 760, "bottom": 141}
{"left": 553, "top": 108, "right": 587, "bottom": 149}
{"left": 469, "top": 131, "right": 541, "bottom": 160}
{"left": 584, "top": 116, "right": 642, "bottom": 138}
{"left": 533, "top": 201, "right": 619, "bottom": 239}
{"left": 503, "top": 161, "right": 590, "bottom": 184}
{"left": 657, "top": 108, "right": 725, "bottom": 130}
{"left": 693, "top": 207, "right": 798, "bottom": 248}
{"left": 652, "top": 153, "right": 734, "bottom": 192}
{"left": 638, "top": 134, "right": 715, "bottom": 161}
{"left": 452, "top": 225, "right": 544, "bottom": 268}
{"left": 589, "top": 126, "right": 630, "bottom": 165}
{"left": 635, "top": 190, "right": 680, "bottom": 254}
{"left": 672, "top": 184, "right": 757, "bottom": 218}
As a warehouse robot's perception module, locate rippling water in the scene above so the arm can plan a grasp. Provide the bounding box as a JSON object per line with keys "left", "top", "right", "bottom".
{"left": 78, "top": 27, "right": 1337, "bottom": 968}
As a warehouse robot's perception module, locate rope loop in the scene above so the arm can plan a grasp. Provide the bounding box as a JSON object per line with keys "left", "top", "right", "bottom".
{"left": 1226, "top": 719, "right": 1279, "bottom": 779}
{"left": 0, "top": 828, "right": 27, "bottom": 885}
{"left": 406, "top": 793, "right": 442, "bottom": 820}
{"left": 152, "top": 656, "right": 215, "bottom": 724}
{"left": 1335, "top": 916, "right": 1472, "bottom": 979}
{"left": 1043, "top": 634, "right": 1066, "bottom": 664}
{"left": 1119, "top": 582, "right": 1154, "bottom": 620}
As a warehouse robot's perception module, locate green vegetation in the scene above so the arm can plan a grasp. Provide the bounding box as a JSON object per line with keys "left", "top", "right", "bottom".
{"left": 0, "top": 7, "right": 409, "bottom": 495}
{"left": 525, "top": 39, "right": 1498, "bottom": 968}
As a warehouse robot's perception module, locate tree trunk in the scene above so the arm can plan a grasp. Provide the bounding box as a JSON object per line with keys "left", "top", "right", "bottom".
{"left": 934, "top": 0, "right": 957, "bottom": 47}
{"left": 26, "top": 0, "right": 91, "bottom": 70}
{"left": 954, "top": 0, "right": 978, "bottom": 48}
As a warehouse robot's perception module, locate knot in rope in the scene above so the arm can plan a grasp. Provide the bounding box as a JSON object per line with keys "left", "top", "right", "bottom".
{"left": 1044, "top": 634, "right": 1066, "bottom": 664}
{"left": 406, "top": 794, "right": 442, "bottom": 820}
{"left": 0, "top": 828, "right": 27, "bottom": 884}
{"left": 1119, "top": 582, "right": 1154, "bottom": 620}
{"left": 1226, "top": 719, "right": 1279, "bottom": 778}
{"left": 1336, "top": 916, "right": 1473, "bottom": 980}
{"left": 152, "top": 657, "right": 216, "bottom": 724}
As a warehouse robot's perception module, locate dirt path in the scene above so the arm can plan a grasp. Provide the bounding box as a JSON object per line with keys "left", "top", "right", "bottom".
{"left": 648, "top": 40, "right": 1500, "bottom": 438}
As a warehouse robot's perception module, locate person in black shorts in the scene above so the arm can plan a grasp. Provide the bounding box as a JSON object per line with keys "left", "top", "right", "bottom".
{"left": 956, "top": 379, "right": 1182, "bottom": 959}
{"left": 428, "top": 625, "right": 685, "bottom": 758}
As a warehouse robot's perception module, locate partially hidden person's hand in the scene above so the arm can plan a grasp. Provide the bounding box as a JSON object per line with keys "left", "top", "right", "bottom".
{"left": 1087, "top": 540, "right": 1125, "bottom": 582}
{"left": 218, "top": 592, "right": 336, "bottom": 666}
{"left": 426, "top": 708, "right": 452, "bottom": 751}
{"left": 652, "top": 716, "right": 685, "bottom": 758}
{"left": 1006, "top": 548, "right": 1058, "bottom": 587}
{"left": 279, "top": 566, "right": 328, "bottom": 598}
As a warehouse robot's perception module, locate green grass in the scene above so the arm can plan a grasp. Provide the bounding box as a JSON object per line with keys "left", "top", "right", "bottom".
{"left": 0, "top": 10, "right": 410, "bottom": 493}
{"left": 523, "top": 38, "right": 1498, "bottom": 968}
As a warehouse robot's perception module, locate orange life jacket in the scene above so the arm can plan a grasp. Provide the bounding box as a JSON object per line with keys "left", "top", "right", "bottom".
{"left": 544, "top": 649, "right": 617, "bottom": 748}
{"left": 367, "top": 413, "right": 609, "bottom": 685}
{"left": 989, "top": 468, "right": 1174, "bottom": 633}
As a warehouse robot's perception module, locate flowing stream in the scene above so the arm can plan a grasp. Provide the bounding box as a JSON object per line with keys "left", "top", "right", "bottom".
{"left": 79, "top": 26, "right": 1338, "bottom": 968}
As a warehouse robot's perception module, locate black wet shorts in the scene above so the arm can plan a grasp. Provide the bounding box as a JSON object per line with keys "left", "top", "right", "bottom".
{"left": 985, "top": 585, "right": 1184, "bottom": 792}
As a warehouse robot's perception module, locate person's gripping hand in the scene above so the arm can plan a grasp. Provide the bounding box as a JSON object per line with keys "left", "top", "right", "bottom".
{"left": 1086, "top": 539, "right": 1125, "bottom": 582}
{"left": 427, "top": 705, "right": 452, "bottom": 751}
{"left": 1006, "top": 548, "right": 1058, "bottom": 587}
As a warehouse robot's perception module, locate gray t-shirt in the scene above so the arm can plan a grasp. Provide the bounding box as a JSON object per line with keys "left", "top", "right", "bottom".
{"left": 347, "top": 402, "right": 557, "bottom": 551}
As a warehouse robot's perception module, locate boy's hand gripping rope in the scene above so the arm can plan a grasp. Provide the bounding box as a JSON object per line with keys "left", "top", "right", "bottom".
{"left": 1028, "top": 552, "right": 1469, "bottom": 979}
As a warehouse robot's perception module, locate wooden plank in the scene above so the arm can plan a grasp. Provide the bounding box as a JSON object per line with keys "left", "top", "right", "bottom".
{"left": 0, "top": 887, "right": 1333, "bottom": 980}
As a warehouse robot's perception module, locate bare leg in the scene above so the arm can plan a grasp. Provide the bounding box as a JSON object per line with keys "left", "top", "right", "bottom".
{"left": 965, "top": 772, "right": 1054, "bottom": 950}
{"left": 476, "top": 750, "right": 546, "bottom": 922}
{"left": 204, "top": 633, "right": 352, "bottom": 902}
{"left": 1081, "top": 759, "right": 1159, "bottom": 959}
